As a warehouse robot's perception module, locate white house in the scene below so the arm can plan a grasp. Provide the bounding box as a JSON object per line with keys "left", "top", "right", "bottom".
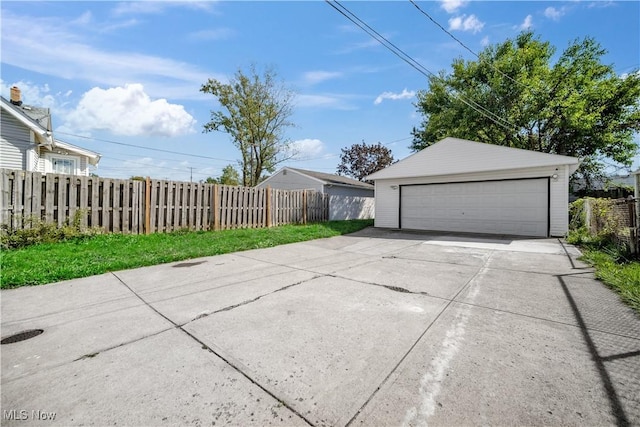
{"left": 366, "top": 137, "right": 580, "bottom": 237}
{"left": 0, "top": 88, "right": 100, "bottom": 176}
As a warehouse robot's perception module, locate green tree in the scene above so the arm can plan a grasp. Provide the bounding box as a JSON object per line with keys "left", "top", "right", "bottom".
{"left": 412, "top": 32, "right": 640, "bottom": 184}
{"left": 337, "top": 140, "right": 394, "bottom": 182}
{"left": 217, "top": 164, "right": 240, "bottom": 186}
{"left": 204, "top": 165, "right": 240, "bottom": 185}
{"left": 201, "top": 65, "right": 296, "bottom": 187}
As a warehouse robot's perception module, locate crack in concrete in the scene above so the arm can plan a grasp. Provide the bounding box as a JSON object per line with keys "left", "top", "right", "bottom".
{"left": 110, "top": 272, "right": 315, "bottom": 427}
{"left": 324, "top": 273, "right": 435, "bottom": 299}
{"left": 182, "top": 276, "right": 322, "bottom": 325}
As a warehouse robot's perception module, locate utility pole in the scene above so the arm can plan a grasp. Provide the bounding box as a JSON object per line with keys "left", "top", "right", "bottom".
{"left": 190, "top": 167, "right": 193, "bottom": 183}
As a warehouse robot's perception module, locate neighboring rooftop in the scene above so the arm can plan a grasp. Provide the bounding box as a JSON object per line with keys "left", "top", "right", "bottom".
{"left": 1, "top": 87, "right": 100, "bottom": 164}
{"left": 287, "top": 167, "right": 373, "bottom": 189}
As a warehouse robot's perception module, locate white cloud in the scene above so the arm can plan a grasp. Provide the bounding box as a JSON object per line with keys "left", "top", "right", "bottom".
{"left": 98, "top": 18, "right": 140, "bottom": 33}
{"left": 69, "top": 9, "right": 139, "bottom": 33}
{"left": 518, "top": 15, "right": 534, "bottom": 30}
{"left": 302, "top": 71, "right": 343, "bottom": 85}
{"left": 111, "top": 1, "right": 214, "bottom": 16}
{"left": 621, "top": 70, "right": 640, "bottom": 79}
{"left": 290, "top": 139, "right": 325, "bottom": 159}
{"left": 336, "top": 38, "right": 382, "bottom": 54}
{"left": 544, "top": 7, "right": 564, "bottom": 21}
{"left": 187, "top": 28, "right": 235, "bottom": 41}
{"left": 64, "top": 84, "right": 196, "bottom": 137}
{"left": 1, "top": 11, "right": 217, "bottom": 100}
{"left": 448, "top": 14, "right": 484, "bottom": 33}
{"left": 480, "top": 36, "right": 490, "bottom": 47}
{"left": 588, "top": 1, "right": 615, "bottom": 8}
{"left": 72, "top": 11, "right": 93, "bottom": 25}
{"left": 441, "top": 0, "right": 468, "bottom": 14}
{"left": 295, "top": 94, "right": 356, "bottom": 110}
{"left": 374, "top": 89, "right": 416, "bottom": 105}
{"left": 1, "top": 79, "right": 58, "bottom": 109}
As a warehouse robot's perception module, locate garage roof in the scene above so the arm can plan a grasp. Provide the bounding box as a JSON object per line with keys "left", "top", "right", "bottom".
{"left": 366, "top": 137, "right": 580, "bottom": 180}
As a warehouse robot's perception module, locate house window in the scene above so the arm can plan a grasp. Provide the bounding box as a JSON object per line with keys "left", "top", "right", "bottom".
{"left": 45, "top": 153, "right": 79, "bottom": 175}
{"left": 53, "top": 158, "right": 75, "bottom": 174}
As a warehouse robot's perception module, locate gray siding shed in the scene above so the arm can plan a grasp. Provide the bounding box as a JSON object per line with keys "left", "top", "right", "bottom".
{"left": 258, "top": 167, "right": 374, "bottom": 197}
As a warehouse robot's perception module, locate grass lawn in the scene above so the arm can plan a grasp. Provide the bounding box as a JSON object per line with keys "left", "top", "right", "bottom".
{"left": 1, "top": 219, "right": 373, "bottom": 289}
{"left": 579, "top": 249, "right": 640, "bottom": 314}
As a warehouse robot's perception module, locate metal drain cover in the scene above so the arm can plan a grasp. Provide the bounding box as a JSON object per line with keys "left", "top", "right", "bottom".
{"left": 1, "top": 329, "right": 44, "bottom": 344}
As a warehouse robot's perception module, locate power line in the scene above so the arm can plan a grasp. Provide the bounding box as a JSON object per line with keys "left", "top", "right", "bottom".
{"left": 98, "top": 155, "right": 218, "bottom": 177}
{"left": 408, "top": 0, "right": 527, "bottom": 90}
{"left": 325, "top": 0, "right": 519, "bottom": 133}
{"left": 55, "top": 131, "right": 236, "bottom": 162}
{"left": 97, "top": 150, "right": 226, "bottom": 169}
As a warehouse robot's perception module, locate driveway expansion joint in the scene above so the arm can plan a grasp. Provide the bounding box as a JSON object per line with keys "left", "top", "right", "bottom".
{"left": 110, "top": 272, "right": 315, "bottom": 426}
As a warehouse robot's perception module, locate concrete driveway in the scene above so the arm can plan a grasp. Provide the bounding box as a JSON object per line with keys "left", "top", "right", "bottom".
{"left": 2, "top": 228, "right": 639, "bottom": 426}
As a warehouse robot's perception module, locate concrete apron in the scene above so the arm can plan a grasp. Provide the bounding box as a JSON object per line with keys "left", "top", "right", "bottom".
{"left": 1, "top": 229, "right": 639, "bottom": 426}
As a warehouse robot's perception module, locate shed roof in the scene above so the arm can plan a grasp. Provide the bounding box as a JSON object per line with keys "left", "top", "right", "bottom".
{"left": 366, "top": 137, "right": 580, "bottom": 180}
{"left": 287, "top": 168, "right": 373, "bottom": 189}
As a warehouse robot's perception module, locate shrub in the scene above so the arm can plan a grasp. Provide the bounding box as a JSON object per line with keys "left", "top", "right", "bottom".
{"left": 567, "top": 197, "right": 633, "bottom": 262}
{"left": 0, "top": 211, "right": 100, "bottom": 250}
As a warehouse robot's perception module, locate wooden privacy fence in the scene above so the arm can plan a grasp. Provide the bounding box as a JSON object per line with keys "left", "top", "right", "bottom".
{"left": 582, "top": 197, "right": 638, "bottom": 256}
{"left": 0, "top": 169, "right": 329, "bottom": 234}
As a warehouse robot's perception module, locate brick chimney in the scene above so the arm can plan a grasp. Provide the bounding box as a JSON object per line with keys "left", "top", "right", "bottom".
{"left": 10, "top": 86, "right": 22, "bottom": 106}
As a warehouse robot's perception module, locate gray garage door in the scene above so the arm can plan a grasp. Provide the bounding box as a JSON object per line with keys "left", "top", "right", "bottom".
{"left": 400, "top": 178, "right": 548, "bottom": 237}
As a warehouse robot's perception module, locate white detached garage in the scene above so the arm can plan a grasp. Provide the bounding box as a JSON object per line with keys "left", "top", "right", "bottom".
{"left": 366, "top": 137, "right": 580, "bottom": 237}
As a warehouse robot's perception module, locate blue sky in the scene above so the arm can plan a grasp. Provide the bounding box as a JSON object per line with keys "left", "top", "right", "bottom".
{"left": 2, "top": 0, "right": 639, "bottom": 182}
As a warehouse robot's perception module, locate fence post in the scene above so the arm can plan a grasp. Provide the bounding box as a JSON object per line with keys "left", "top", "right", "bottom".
{"left": 584, "top": 198, "right": 593, "bottom": 234}
{"left": 302, "top": 190, "right": 307, "bottom": 225}
{"left": 212, "top": 184, "right": 220, "bottom": 231}
{"left": 145, "top": 176, "right": 151, "bottom": 235}
{"left": 630, "top": 200, "right": 637, "bottom": 256}
{"left": 0, "top": 170, "right": 13, "bottom": 227}
{"left": 265, "top": 186, "right": 272, "bottom": 228}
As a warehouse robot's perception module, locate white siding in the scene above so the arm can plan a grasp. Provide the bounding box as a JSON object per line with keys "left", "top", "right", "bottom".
{"left": 374, "top": 182, "right": 400, "bottom": 228}
{"left": 80, "top": 157, "right": 88, "bottom": 176}
{"left": 0, "top": 110, "right": 31, "bottom": 170}
{"left": 549, "top": 165, "right": 570, "bottom": 237}
{"left": 374, "top": 165, "right": 571, "bottom": 236}
{"left": 329, "top": 195, "right": 375, "bottom": 220}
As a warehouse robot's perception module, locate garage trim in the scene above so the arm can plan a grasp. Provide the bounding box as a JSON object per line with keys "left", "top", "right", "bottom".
{"left": 398, "top": 176, "right": 551, "bottom": 237}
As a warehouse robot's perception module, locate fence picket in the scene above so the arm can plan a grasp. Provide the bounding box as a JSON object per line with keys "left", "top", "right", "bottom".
{"left": 122, "top": 180, "right": 130, "bottom": 233}
{"left": 13, "top": 171, "right": 24, "bottom": 229}
{"left": 102, "top": 179, "right": 112, "bottom": 231}
{"left": 112, "top": 180, "right": 121, "bottom": 233}
{"left": 23, "top": 171, "right": 33, "bottom": 225}
{"left": 78, "top": 176, "right": 88, "bottom": 228}
{"left": 91, "top": 178, "right": 100, "bottom": 228}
